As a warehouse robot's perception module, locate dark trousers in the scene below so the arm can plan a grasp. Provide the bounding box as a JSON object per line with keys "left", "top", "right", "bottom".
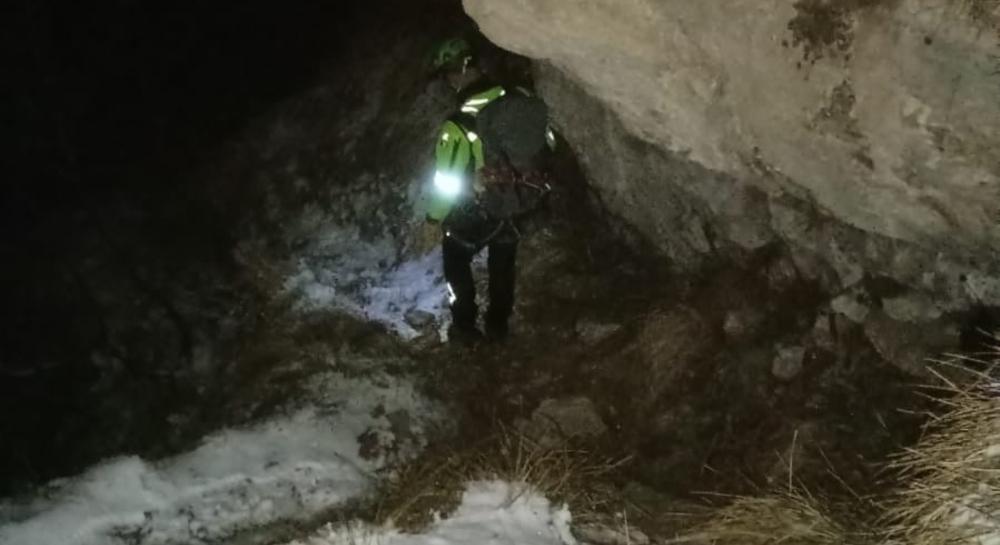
{"left": 442, "top": 234, "right": 517, "bottom": 332}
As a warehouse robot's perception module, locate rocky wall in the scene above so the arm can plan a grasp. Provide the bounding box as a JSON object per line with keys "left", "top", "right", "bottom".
{"left": 463, "top": 0, "right": 1000, "bottom": 367}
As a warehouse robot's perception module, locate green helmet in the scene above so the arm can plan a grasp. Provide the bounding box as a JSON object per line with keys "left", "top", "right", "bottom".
{"left": 432, "top": 37, "right": 472, "bottom": 71}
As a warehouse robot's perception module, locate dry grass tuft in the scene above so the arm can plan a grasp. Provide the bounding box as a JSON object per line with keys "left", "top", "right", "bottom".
{"left": 664, "top": 349, "right": 1000, "bottom": 545}
{"left": 882, "top": 358, "right": 1000, "bottom": 544}
{"left": 372, "top": 445, "right": 465, "bottom": 531}
{"left": 295, "top": 520, "right": 385, "bottom": 545}
{"left": 374, "top": 427, "right": 627, "bottom": 532}
{"left": 670, "top": 489, "right": 868, "bottom": 545}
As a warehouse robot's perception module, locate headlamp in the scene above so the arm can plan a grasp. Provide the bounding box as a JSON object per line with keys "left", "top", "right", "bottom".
{"left": 434, "top": 171, "right": 463, "bottom": 198}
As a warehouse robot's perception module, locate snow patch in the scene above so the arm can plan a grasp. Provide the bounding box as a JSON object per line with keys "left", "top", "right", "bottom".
{"left": 287, "top": 481, "right": 577, "bottom": 545}
{"left": 985, "top": 444, "right": 1000, "bottom": 459}
{"left": 949, "top": 491, "right": 1000, "bottom": 545}
{"left": 282, "top": 219, "right": 450, "bottom": 340}
{"left": 0, "top": 371, "right": 444, "bottom": 545}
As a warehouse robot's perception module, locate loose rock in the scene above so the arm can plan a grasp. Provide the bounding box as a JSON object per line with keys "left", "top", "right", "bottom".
{"left": 810, "top": 312, "right": 837, "bottom": 351}
{"left": 404, "top": 308, "right": 435, "bottom": 329}
{"left": 723, "top": 308, "right": 766, "bottom": 342}
{"left": 831, "top": 292, "right": 870, "bottom": 324}
{"left": 772, "top": 345, "right": 806, "bottom": 381}
{"left": 863, "top": 311, "right": 959, "bottom": 376}
{"left": 882, "top": 293, "right": 944, "bottom": 323}
{"left": 575, "top": 319, "right": 623, "bottom": 344}
{"left": 766, "top": 255, "right": 800, "bottom": 292}
{"left": 517, "top": 396, "right": 608, "bottom": 447}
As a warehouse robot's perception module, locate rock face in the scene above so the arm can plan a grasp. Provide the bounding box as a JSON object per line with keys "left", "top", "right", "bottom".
{"left": 864, "top": 310, "right": 959, "bottom": 375}
{"left": 463, "top": 0, "right": 1000, "bottom": 313}
{"left": 517, "top": 397, "right": 608, "bottom": 447}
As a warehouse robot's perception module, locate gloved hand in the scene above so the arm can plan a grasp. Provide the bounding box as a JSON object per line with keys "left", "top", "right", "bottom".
{"left": 412, "top": 220, "right": 443, "bottom": 255}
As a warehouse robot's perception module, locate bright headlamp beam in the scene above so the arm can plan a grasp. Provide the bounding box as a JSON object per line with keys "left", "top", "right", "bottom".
{"left": 434, "top": 171, "right": 463, "bottom": 197}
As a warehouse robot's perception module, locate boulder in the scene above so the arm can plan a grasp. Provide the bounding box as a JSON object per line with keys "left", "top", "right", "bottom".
{"left": 463, "top": 0, "right": 1000, "bottom": 319}
{"left": 518, "top": 396, "right": 608, "bottom": 447}
{"left": 465, "top": 0, "right": 1000, "bottom": 255}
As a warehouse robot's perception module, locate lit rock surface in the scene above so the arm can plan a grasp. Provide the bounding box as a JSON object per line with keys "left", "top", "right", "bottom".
{"left": 464, "top": 0, "right": 1000, "bottom": 310}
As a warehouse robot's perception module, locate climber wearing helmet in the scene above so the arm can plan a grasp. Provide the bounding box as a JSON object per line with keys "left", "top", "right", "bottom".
{"left": 424, "top": 36, "right": 555, "bottom": 345}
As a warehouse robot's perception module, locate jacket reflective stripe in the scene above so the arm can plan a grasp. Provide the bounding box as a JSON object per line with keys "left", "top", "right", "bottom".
{"left": 459, "top": 85, "right": 506, "bottom": 115}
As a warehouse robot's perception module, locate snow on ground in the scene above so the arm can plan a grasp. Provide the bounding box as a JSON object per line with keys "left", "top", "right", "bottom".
{"left": 949, "top": 492, "right": 1000, "bottom": 545}
{"left": 287, "top": 481, "right": 577, "bottom": 545}
{"left": 282, "top": 211, "right": 486, "bottom": 340}
{"left": 0, "top": 367, "right": 445, "bottom": 545}
{"left": 282, "top": 216, "right": 447, "bottom": 340}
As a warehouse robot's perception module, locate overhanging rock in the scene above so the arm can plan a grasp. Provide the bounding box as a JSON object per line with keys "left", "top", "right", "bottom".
{"left": 463, "top": 0, "right": 1000, "bottom": 312}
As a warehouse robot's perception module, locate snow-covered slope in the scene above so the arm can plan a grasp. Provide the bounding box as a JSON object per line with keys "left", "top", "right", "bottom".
{"left": 0, "top": 370, "right": 443, "bottom": 545}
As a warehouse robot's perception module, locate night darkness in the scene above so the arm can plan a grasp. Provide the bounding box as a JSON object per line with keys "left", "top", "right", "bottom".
{"left": 2, "top": 0, "right": 464, "bottom": 490}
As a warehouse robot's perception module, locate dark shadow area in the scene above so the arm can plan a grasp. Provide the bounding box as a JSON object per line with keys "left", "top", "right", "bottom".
{"left": 960, "top": 304, "right": 1000, "bottom": 356}
{"left": 0, "top": 0, "right": 467, "bottom": 493}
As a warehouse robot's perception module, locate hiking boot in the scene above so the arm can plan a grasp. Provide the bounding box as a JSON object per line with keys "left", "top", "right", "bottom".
{"left": 448, "top": 324, "right": 483, "bottom": 347}
{"left": 484, "top": 319, "right": 509, "bottom": 343}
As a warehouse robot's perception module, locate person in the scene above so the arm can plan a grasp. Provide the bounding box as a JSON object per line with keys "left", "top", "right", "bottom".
{"left": 424, "top": 37, "right": 554, "bottom": 344}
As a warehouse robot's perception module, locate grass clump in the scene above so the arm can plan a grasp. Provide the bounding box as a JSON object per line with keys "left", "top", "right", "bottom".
{"left": 667, "top": 352, "right": 1000, "bottom": 545}
{"left": 374, "top": 427, "right": 626, "bottom": 531}
{"left": 673, "top": 489, "right": 868, "bottom": 545}
{"left": 661, "top": 339, "right": 1000, "bottom": 545}
{"left": 882, "top": 362, "right": 1000, "bottom": 544}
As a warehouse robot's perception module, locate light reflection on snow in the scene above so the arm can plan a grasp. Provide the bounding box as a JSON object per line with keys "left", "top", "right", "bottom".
{"left": 282, "top": 216, "right": 491, "bottom": 341}
{"left": 282, "top": 223, "right": 450, "bottom": 340}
